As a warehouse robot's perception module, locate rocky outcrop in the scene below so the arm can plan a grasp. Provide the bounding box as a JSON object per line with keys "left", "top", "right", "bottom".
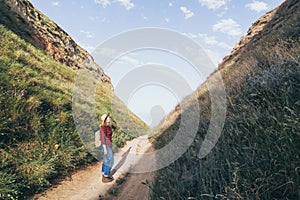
{"left": 0, "top": 0, "right": 112, "bottom": 89}
{"left": 218, "top": 0, "right": 299, "bottom": 71}
{"left": 218, "top": 8, "right": 278, "bottom": 70}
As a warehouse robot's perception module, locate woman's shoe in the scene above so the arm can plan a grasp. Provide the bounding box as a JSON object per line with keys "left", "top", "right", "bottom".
{"left": 102, "top": 175, "right": 113, "bottom": 183}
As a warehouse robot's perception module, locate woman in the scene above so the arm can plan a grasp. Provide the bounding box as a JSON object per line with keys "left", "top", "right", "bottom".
{"left": 100, "top": 113, "right": 114, "bottom": 183}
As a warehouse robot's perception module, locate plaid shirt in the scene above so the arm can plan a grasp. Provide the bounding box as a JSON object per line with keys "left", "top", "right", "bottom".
{"left": 100, "top": 125, "right": 112, "bottom": 147}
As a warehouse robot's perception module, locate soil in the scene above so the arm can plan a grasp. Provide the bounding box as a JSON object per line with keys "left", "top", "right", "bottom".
{"left": 31, "top": 136, "right": 155, "bottom": 200}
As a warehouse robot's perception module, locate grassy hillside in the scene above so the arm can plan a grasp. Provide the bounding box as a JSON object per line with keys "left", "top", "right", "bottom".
{"left": 0, "top": 0, "right": 90, "bottom": 70}
{"left": 151, "top": 1, "right": 300, "bottom": 199}
{"left": 0, "top": 25, "right": 148, "bottom": 199}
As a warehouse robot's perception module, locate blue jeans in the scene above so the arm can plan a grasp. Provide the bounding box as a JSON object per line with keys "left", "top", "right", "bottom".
{"left": 100, "top": 145, "right": 114, "bottom": 177}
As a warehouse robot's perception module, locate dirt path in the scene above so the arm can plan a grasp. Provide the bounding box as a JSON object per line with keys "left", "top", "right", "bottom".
{"left": 32, "top": 136, "right": 155, "bottom": 200}
{"left": 104, "top": 144, "right": 156, "bottom": 200}
{"left": 104, "top": 171, "right": 155, "bottom": 200}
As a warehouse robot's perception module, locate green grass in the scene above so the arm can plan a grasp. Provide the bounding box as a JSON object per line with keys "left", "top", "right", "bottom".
{"left": 151, "top": 3, "right": 300, "bottom": 199}
{"left": 0, "top": 25, "right": 149, "bottom": 199}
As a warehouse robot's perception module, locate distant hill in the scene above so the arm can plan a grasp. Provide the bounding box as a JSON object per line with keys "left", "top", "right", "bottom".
{"left": 0, "top": 0, "right": 149, "bottom": 199}
{"left": 152, "top": 0, "right": 300, "bottom": 199}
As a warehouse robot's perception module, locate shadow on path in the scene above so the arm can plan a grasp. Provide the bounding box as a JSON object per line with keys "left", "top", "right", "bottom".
{"left": 111, "top": 147, "right": 131, "bottom": 176}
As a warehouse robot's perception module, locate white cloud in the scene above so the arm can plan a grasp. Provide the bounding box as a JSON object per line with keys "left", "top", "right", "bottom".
{"left": 183, "top": 33, "right": 232, "bottom": 49}
{"left": 141, "top": 14, "right": 148, "bottom": 20}
{"left": 204, "top": 49, "right": 223, "bottom": 66}
{"left": 94, "top": 0, "right": 110, "bottom": 8}
{"left": 218, "top": 42, "right": 232, "bottom": 49}
{"left": 183, "top": 33, "right": 197, "bottom": 38}
{"left": 213, "top": 18, "right": 242, "bottom": 36}
{"left": 217, "top": 6, "right": 229, "bottom": 17}
{"left": 94, "top": 0, "right": 134, "bottom": 10}
{"left": 89, "top": 16, "right": 100, "bottom": 21}
{"left": 115, "top": 55, "right": 142, "bottom": 66}
{"left": 199, "top": 0, "right": 229, "bottom": 10}
{"left": 169, "top": 2, "right": 173, "bottom": 7}
{"left": 101, "top": 17, "right": 110, "bottom": 23}
{"left": 80, "top": 30, "right": 94, "bottom": 38}
{"left": 245, "top": 1, "right": 268, "bottom": 12}
{"left": 78, "top": 42, "right": 96, "bottom": 53}
{"left": 116, "top": 0, "right": 134, "bottom": 10}
{"left": 51, "top": 1, "right": 60, "bottom": 6}
{"left": 184, "top": 33, "right": 217, "bottom": 45}
{"left": 180, "top": 6, "right": 194, "bottom": 19}
{"left": 198, "top": 34, "right": 218, "bottom": 45}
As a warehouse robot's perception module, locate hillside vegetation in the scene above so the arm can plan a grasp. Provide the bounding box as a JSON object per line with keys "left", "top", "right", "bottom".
{"left": 151, "top": 0, "right": 300, "bottom": 199}
{"left": 0, "top": 0, "right": 90, "bottom": 71}
{"left": 0, "top": 25, "right": 148, "bottom": 199}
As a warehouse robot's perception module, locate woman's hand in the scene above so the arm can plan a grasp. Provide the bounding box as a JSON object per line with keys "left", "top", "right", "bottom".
{"left": 103, "top": 145, "right": 108, "bottom": 155}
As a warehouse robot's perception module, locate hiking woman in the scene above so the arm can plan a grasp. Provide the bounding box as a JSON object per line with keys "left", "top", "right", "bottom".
{"left": 100, "top": 113, "right": 114, "bottom": 183}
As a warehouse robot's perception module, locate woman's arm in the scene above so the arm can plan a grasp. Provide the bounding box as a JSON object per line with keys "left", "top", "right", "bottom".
{"left": 102, "top": 144, "right": 108, "bottom": 155}
{"left": 100, "top": 126, "right": 108, "bottom": 154}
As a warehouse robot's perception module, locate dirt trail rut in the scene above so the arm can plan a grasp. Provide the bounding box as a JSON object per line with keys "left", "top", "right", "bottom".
{"left": 32, "top": 136, "right": 155, "bottom": 200}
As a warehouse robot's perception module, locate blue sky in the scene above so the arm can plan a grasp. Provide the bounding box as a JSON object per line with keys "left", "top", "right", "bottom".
{"left": 29, "top": 0, "right": 285, "bottom": 126}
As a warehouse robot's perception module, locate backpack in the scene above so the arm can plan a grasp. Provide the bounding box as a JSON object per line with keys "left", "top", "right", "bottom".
{"left": 95, "top": 130, "right": 101, "bottom": 147}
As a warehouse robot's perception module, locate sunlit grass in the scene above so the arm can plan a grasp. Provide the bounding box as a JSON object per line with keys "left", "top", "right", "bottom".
{"left": 0, "top": 25, "right": 149, "bottom": 199}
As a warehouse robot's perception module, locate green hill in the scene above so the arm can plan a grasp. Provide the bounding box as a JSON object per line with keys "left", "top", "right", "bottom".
{"left": 0, "top": 14, "right": 148, "bottom": 200}
{"left": 151, "top": 0, "right": 300, "bottom": 199}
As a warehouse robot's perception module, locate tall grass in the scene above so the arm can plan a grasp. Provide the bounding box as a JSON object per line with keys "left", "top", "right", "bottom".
{"left": 0, "top": 25, "right": 148, "bottom": 199}
{"left": 151, "top": 22, "right": 300, "bottom": 200}
{"left": 0, "top": 24, "right": 90, "bottom": 199}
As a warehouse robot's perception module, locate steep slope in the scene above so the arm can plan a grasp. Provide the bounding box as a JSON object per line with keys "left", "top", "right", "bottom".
{"left": 218, "top": 0, "right": 299, "bottom": 71}
{"left": 152, "top": 0, "right": 299, "bottom": 199}
{"left": 0, "top": 0, "right": 149, "bottom": 199}
{"left": 0, "top": 0, "right": 111, "bottom": 87}
{"left": 0, "top": 24, "right": 149, "bottom": 200}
